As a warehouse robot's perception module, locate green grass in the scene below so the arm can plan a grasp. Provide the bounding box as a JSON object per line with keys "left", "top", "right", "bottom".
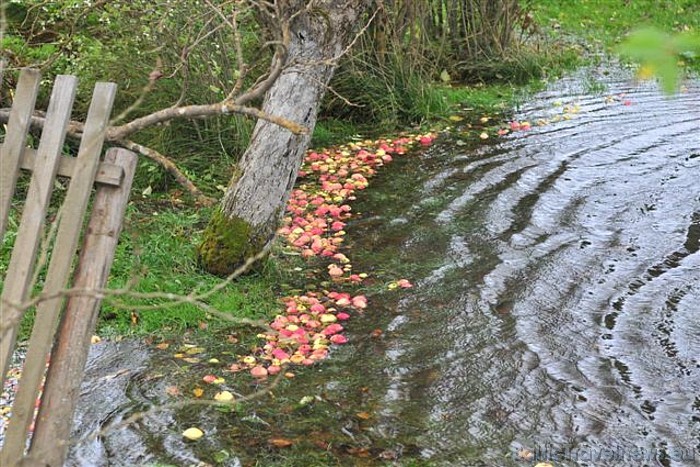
{"left": 533, "top": 0, "right": 700, "bottom": 47}
{"left": 1, "top": 199, "right": 287, "bottom": 341}
{"left": 532, "top": 0, "right": 700, "bottom": 71}
{"left": 96, "top": 202, "right": 285, "bottom": 338}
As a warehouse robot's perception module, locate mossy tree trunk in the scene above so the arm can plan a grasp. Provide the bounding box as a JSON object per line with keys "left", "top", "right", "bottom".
{"left": 198, "top": 0, "right": 371, "bottom": 276}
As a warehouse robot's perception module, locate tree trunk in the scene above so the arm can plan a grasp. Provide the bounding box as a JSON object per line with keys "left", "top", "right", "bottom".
{"left": 198, "top": 0, "right": 371, "bottom": 276}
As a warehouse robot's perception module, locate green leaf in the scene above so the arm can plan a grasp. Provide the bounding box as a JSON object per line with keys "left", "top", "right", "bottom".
{"left": 617, "top": 27, "right": 700, "bottom": 95}
{"left": 674, "top": 31, "right": 700, "bottom": 54}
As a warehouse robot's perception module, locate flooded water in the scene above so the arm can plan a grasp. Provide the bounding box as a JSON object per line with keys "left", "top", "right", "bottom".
{"left": 340, "top": 69, "right": 700, "bottom": 465}
{"left": 62, "top": 67, "right": 699, "bottom": 466}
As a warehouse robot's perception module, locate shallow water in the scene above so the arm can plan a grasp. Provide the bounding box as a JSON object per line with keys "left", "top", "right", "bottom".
{"left": 56, "top": 67, "right": 700, "bottom": 466}
{"left": 343, "top": 68, "right": 700, "bottom": 466}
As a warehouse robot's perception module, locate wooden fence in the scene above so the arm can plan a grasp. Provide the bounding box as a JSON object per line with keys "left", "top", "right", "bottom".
{"left": 0, "top": 68, "right": 136, "bottom": 466}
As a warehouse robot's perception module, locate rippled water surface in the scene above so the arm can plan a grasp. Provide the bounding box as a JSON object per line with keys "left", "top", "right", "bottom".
{"left": 348, "top": 69, "right": 700, "bottom": 466}
{"left": 66, "top": 68, "right": 699, "bottom": 466}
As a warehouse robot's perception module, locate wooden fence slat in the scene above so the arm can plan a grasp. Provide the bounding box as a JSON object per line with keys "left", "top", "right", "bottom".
{"left": 20, "top": 148, "right": 125, "bottom": 187}
{"left": 0, "top": 59, "right": 7, "bottom": 105}
{"left": 0, "top": 75, "right": 78, "bottom": 393}
{"left": 0, "top": 82, "right": 118, "bottom": 465}
{"left": 28, "top": 148, "right": 137, "bottom": 467}
{"left": 0, "top": 69, "right": 41, "bottom": 240}
{"left": 0, "top": 60, "right": 6, "bottom": 95}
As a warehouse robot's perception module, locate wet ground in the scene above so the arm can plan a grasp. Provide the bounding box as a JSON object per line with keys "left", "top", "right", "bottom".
{"left": 9, "top": 66, "right": 698, "bottom": 466}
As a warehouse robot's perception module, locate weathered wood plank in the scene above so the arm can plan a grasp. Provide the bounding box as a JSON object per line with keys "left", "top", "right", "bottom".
{"left": 0, "top": 69, "right": 41, "bottom": 240}
{"left": 0, "top": 75, "right": 78, "bottom": 401}
{"left": 0, "top": 59, "right": 6, "bottom": 94}
{"left": 1, "top": 83, "right": 118, "bottom": 464}
{"left": 28, "top": 148, "right": 137, "bottom": 467}
{"left": 20, "top": 148, "right": 125, "bottom": 187}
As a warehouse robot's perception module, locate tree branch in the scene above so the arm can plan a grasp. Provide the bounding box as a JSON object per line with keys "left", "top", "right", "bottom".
{"left": 107, "top": 100, "right": 307, "bottom": 140}
{"left": 117, "top": 139, "right": 216, "bottom": 206}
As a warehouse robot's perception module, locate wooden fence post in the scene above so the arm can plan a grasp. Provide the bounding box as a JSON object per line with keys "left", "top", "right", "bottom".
{"left": 0, "top": 82, "right": 118, "bottom": 466}
{"left": 26, "top": 148, "right": 138, "bottom": 467}
{"left": 1, "top": 70, "right": 137, "bottom": 466}
{"left": 0, "top": 75, "right": 78, "bottom": 390}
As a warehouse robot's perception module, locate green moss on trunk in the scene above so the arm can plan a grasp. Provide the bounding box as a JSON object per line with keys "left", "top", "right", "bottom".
{"left": 197, "top": 209, "right": 268, "bottom": 277}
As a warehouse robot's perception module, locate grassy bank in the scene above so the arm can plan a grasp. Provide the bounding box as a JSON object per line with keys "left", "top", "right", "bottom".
{"left": 96, "top": 204, "right": 284, "bottom": 339}
{"left": 532, "top": 0, "right": 700, "bottom": 48}
{"left": 314, "top": 1, "right": 699, "bottom": 147}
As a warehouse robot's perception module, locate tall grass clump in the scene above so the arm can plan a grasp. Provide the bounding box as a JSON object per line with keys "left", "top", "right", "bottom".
{"left": 321, "top": 0, "right": 574, "bottom": 132}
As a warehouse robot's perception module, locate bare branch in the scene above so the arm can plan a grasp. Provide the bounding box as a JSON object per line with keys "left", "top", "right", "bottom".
{"left": 310, "top": 75, "right": 363, "bottom": 108}
{"left": 233, "top": 40, "right": 289, "bottom": 105}
{"left": 117, "top": 139, "right": 216, "bottom": 206}
{"left": 107, "top": 100, "right": 306, "bottom": 140}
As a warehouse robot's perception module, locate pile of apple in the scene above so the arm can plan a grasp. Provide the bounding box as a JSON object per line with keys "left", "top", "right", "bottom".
{"left": 236, "top": 133, "right": 435, "bottom": 378}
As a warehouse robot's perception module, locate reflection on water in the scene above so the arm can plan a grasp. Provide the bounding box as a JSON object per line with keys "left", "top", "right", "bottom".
{"left": 360, "top": 67, "right": 700, "bottom": 466}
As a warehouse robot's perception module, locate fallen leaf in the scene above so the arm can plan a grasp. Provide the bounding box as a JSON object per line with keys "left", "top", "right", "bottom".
{"left": 155, "top": 342, "right": 170, "bottom": 350}
{"left": 356, "top": 412, "right": 371, "bottom": 420}
{"left": 518, "top": 448, "right": 533, "bottom": 460}
{"left": 192, "top": 387, "right": 204, "bottom": 398}
{"left": 165, "top": 385, "right": 180, "bottom": 396}
{"left": 269, "top": 438, "right": 294, "bottom": 448}
{"left": 346, "top": 447, "right": 371, "bottom": 457}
